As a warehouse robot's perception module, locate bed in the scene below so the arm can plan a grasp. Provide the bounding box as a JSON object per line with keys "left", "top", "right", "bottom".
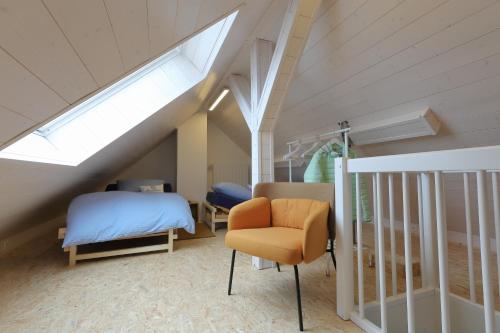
{"left": 204, "top": 182, "right": 251, "bottom": 233}
{"left": 59, "top": 180, "right": 195, "bottom": 265}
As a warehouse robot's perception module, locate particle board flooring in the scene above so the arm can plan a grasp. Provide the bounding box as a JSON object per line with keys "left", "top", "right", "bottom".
{"left": 1, "top": 224, "right": 498, "bottom": 332}
{"left": 0, "top": 229, "right": 361, "bottom": 333}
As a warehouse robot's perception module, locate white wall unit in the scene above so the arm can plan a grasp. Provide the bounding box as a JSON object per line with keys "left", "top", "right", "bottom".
{"left": 349, "top": 108, "right": 440, "bottom": 145}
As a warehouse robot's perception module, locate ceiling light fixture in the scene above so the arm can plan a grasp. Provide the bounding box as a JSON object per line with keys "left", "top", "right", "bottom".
{"left": 208, "top": 88, "right": 229, "bottom": 111}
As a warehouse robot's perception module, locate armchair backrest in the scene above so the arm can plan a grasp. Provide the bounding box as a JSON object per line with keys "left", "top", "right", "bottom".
{"left": 253, "top": 183, "right": 335, "bottom": 235}
{"left": 270, "top": 199, "right": 328, "bottom": 229}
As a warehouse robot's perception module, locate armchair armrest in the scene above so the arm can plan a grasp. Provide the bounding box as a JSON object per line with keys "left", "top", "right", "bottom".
{"left": 302, "top": 202, "right": 330, "bottom": 263}
{"left": 228, "top": 197, "right": 271, "bottom": 231}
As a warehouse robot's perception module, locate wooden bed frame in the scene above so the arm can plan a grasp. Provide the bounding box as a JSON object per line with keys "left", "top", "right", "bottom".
{"left": 203, "top": 201, "right": 229, "bottom": 233}
{"left": 58, "top": 227, "right": 177, "bottom": 266}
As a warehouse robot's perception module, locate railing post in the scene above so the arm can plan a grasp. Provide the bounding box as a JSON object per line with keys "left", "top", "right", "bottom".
{"left": 376, "top": 173, "right": 388, "bottom": 333}
{"left": 477, "top": 171, "right": 496, "bottom": 333}
{"left": 463, "top": 173, "right": 476, "bottom": 302}
{"left": 335, "top": 157, "right": 354, "bottom": 320}
{"left": 434, "top": 172, "right": 450, "bottom": 333}
{"left": 355, "top": 173, "right": 365, "bottom": 319}
{"left": 420, "top": 172, "right": 438, "bottom": 288}
{"left": 388, "top": 174, "right": 397, "bottom": 296}
{"left": 372, "top": 173, "right": 380, "bottom": 300}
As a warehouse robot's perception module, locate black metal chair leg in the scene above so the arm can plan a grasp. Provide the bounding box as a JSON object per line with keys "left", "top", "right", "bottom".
{"left": 328, "top": 241, "right": 337, "bottom": 269}
{"left": 294, "top": 265, "right": 304, "bottom": 331}
{"left": 276, "top": 262, "right": 281, "bottom": 272}
{"left": 327, "top": 221, "right": 337, "bottom": 270}
{"left": 228, "top": 250, "right": 236, "bottom": 295}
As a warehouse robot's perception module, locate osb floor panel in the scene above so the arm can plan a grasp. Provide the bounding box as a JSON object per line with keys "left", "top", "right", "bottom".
{"left": 0, "top": 228, "right": 362, "bottom": 333}
{"left": 2, "top": 224, "right": 498, "bottom": 333}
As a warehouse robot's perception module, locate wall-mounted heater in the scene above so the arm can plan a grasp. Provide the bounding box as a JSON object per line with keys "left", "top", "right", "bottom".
{"left": 350, "top": 108, "right": 440, "bottom": 145}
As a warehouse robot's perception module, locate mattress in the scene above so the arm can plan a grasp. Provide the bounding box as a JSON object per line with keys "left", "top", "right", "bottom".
{"left": 206, "top": 191, "right": 246, "bottom": 210}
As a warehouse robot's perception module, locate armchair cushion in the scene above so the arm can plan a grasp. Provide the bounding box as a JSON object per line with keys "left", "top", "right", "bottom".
{"left": 227, "top": 197, "right": 271, "bottom": 231}
{"left": 303, "top": 203, "right": 330, "bottom": 263}
{"left": 225, "top": 227, "right": 303, "bottom": 265}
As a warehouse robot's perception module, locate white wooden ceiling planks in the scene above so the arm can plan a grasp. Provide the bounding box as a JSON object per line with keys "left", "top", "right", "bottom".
{"left": 195, "top": 0, "right": 241, "bottom": 31}
{"left": 0, "top": 48, "right": 67, "bottom": 122}
{"left": 147, "top": 0, "right": 178, "bottom": 57}
{"left": 104, "top": 0, "right": 150, "bottom": 71}
{"left": 278, "top": 0, "right": 500, "bottom": 134}
{"left": 43, "top": 0, "right": 124, "bottom": 87}
{"left": 174, "top": 0, "right": 203, "bottom": 42}
{"left": 0, "top": 105, "right": 34, "bottom": 145}
{"left": 0, "top": 0, "right": 97, "bottom": 103}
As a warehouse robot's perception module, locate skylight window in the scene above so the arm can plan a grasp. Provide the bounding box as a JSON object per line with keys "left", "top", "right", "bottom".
{"left": 0, "top": 11, "right": 237, "bottom": 166}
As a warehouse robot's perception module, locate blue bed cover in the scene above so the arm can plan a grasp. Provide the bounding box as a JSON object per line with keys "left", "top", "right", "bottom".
{"left": 63, "top": 191, "right": 195, "bottom": 247}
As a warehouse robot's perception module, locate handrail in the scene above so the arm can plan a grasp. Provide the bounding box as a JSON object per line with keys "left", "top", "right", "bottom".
{"left": 348, "top": 145, "right": 500, "bottom": 173}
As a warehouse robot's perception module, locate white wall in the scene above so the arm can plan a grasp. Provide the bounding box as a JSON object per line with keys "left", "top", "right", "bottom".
{"left": 117, "top": 132, "right": 177, "bottom": 190}
{"left": 208, "top": 120, "right": 250, "bottom": 167}
{"left": 177, "top": 112, "right": 207, "bottom": 216}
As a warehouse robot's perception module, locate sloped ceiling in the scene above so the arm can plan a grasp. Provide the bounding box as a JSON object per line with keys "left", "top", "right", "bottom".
{"left": 211, "top": 0, "right": 500, "bottom": 159}
{"left": 0, "top": 0, "right": 276, "bottom": 237}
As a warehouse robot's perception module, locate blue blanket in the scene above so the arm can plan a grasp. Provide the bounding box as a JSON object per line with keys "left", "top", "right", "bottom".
{"left": 63, "top": 192, "right": 195, "bottom": 247}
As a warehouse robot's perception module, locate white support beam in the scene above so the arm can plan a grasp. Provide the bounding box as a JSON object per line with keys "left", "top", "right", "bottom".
{"left": 251, "top": 130, "right": 274, "bottom": 188}
{"left": 227, "top": 74, "right": 252, "bottom": 129}
{"left": 250, "top": 39, "right": 274, "bottom": 116}
{"left": 256, "top": 0, "right": 321, "bottom": 131}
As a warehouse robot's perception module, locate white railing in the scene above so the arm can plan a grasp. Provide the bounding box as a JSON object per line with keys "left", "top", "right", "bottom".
{"left": 335, "top": 145, "right": 500, "bottom": 333}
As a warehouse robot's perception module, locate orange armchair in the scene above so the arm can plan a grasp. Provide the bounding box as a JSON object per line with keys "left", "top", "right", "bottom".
{"left": 224, "top": 182, "right": 335, "bottom": 332}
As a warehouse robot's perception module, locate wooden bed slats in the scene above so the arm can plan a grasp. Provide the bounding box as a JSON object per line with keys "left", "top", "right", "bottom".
{"left": 203, "top": 201, "right": 229, "bottom": 233}
{"left": 58, "top": 227, "right": 175, "bottom": 266}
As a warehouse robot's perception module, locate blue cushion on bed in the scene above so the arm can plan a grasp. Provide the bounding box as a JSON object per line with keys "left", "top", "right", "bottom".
{"left": 117, "top": 179, "right": 165, "bottom": 192}
{"left": 212, "top": 182, "right": 251, "bottom": 201}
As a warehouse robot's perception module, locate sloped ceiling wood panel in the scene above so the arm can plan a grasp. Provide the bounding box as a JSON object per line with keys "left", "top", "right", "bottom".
{"left": 174, "top": 0, "right": 203, "bottom": 41}
{"left": 104, "top": 0, "right": 150, "bottom": 71}
{"left": 0, "top": 48, "right": 67, "bottom": 122}
{"left": 0, "top": 0, "right": 98, "bottom": 103}
{"left": 147, "top": 0, "right": 177, "bottom": 57}
{"left": 0, "top": 106, "right": 34, "bottom": 144}
{"left": 43, "top": 0, "right": 125, "bottom": 87}
{"left": 195, "top": 0, "right": 241, "bottom": 31}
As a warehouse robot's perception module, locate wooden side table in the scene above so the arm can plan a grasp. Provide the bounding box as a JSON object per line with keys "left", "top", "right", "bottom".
{"left": 188, "top": 200, "right": 199, "bottom": 222}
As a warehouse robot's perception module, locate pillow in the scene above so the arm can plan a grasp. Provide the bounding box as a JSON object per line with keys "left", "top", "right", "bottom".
{"left": 212, "top": 182, "right": 252, "bottom": 201}
{"left": 117, "top": 179, "right": 164, "bottom": 192}
{"left": 139, "top": 184, "right": 164, "bottom": 193}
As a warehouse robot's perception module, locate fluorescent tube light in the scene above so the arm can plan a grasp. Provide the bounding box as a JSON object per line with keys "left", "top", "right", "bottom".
{"left": 208, "top": 88, "right": 229, "bottom": 111}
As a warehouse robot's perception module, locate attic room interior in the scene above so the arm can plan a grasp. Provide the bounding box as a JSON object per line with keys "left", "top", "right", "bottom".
{"left": 1, "top": 0, "right": 500, "bottom": 332}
